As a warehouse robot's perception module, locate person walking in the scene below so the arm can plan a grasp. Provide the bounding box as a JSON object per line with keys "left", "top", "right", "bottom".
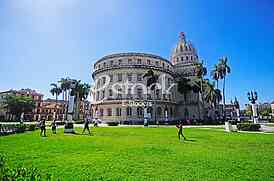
{"left": 51, "top": 120, "right": 57, "bottom": 134}
{"left": 176, "top": 121, "right": 186, "bottom": 141}
{"left": 82, "top": 116, "right": 91, "bottom": 135}
{"left": 40, "top": 119, "right": 46, "bottom": 137}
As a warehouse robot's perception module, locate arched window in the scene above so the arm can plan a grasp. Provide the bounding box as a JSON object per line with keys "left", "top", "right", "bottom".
{"left": 137, "top": 107, "right": 143, "bottom": 117}
{"left": 170, "top": 107, "right": 173, "bottom": 117}
{"left": 184, "top": 108, "right": 189, "bottom": 118}
{"left": 157, "top": 107, "right": 162, "bottom": 116}
{"left": 126, "top": 107, "right": 132, "bottom": 116}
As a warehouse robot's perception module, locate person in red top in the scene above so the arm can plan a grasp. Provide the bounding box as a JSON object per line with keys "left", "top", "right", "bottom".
{"left": 176, "top": 121, "right": 186, "bottom": 141}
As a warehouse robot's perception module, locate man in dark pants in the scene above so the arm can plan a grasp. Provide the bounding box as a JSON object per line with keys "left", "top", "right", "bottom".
{"left": 51, "top": 120, "right": 57, "bottom": 134}
{"left": 40, "top": 119, "right": 46, "bottom": 137}
{"left": 176, "top": 121, "right": 186, "bottom": 141}
{"left": 82, "top": 116, "right": 91, "bottom": 135}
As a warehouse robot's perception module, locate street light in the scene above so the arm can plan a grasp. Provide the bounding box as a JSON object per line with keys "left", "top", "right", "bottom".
{"left": 247, "top": 91, "right": 258, "bottom": 123}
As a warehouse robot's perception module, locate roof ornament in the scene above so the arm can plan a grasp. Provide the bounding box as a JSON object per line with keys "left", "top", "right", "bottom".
{"left": 179, "top": 32, "right": 186, "bottom": 43}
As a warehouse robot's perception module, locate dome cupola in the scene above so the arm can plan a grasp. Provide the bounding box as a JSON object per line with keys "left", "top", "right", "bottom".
{"left": 171, "top": 32, "right": 198, "bottom": 65}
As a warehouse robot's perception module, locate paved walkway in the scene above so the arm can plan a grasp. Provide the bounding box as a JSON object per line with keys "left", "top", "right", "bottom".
{"left": 1, "top": 122, "right": 273, "bottom": 133}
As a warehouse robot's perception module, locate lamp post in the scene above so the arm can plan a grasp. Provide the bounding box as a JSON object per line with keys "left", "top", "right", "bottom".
{"left": 247, "top": 91, "right": 258, "bottom": 123}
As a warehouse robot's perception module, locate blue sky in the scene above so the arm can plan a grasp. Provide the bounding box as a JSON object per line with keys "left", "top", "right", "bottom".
{"left": 0, "top": 0, "right": 274, "bottom": 108}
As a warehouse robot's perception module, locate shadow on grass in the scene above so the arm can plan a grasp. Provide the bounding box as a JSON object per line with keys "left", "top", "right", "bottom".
{"left": 185, "top": 139, "right": 197, "bottom": 142}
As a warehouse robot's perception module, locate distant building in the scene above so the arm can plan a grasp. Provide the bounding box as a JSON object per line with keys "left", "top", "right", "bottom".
{"left": 40, "top": 98, "right": 67, "bottom": 121}
{"left": 216, "top": 99, "right": 240, "bottom": 120}
{"left": 40, "top": 99, "right": 92, "bottom": 121}
{"left": 271, "top": 101, "right": 274, "bottom": 117}
{"left": 0, "top": 89, "right": 43, "bottom": 120}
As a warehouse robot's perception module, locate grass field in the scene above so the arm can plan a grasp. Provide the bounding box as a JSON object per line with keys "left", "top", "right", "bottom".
{"left": 1, "top": 127, "right": 274, "bottom": 180}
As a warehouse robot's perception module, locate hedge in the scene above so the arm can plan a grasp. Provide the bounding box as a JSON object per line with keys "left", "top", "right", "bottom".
{"left": 237, "top": 123, "right": 261, "bottom": 131}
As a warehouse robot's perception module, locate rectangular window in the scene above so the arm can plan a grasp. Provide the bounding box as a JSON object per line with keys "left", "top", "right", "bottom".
{"left": 128, "top": 59, "right": 132, "bottom": 64}
{"left": 100, "top": 109, "right": 104, "bottom": 116}
{"left": 156, "top": 89, "right": 160, "bottom": 99}
{"left": 102, "top": 77, "right": 106, "bottom": 84}
{"left": 137, "top": 88, "right": 142, "bottom": 99}
{"left": 127, "top": 74, "right": 132, "bottom": 81}
{"left": 107, "top": 108, "right": 112, "bottom": 116}
{"left": 126, "top": 107, "right": 132, "bottom": 116}
{"left": 147, "top": 59, "right": 151, "bottom": 65}
{"left": 109, "top": 74, "right": 113, "bottom": 82}
{"left": 101, "top": 90, "right": 105, "bottom": 99}
{"left": 96, "top": 91, "right": 99, "bottom": 101}
{"left": 118, "top": 73, "right": 122, "bottom": 81}
{"left": 137, "top": 59, "right": 142, "bottom": 64}
{"left": 137, "top": 74, "right": 142, "bottom": 81}
{"left": 110, "top": 60, "right": 113, "bottom": 66}
{"left": 109, "top": 89, "right": 112, "bottom": 97}
{"left": 116, "top": 108, "right": 121, "bottom": 116}
{"left": 117, "top": 88, "right": 122, "bottom": 99}
{"left": 118, "top": 59, "right": 122, "bottom": 65}
{"left": 156, "top": 61, "right": 159, "bottom": 66}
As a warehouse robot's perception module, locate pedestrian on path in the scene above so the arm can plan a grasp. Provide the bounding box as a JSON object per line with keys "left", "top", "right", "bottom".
{"left": 82, "top": 116, "right": 91, "bottom": 135}
{"left": 40, "top": 119, "right": 46, "bottom": 137}
{"left": 51, "top": 120, "right": 57, "bottom": 134}
{"left": 176, "top": 121, "right": 186, "bottom": 141}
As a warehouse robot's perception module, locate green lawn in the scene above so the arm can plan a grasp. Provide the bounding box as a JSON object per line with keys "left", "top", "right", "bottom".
{"left": 1, "top": 127, "right": 274, "bottom": 180}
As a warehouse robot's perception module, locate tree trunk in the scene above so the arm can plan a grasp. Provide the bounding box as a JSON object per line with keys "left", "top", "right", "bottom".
{"left": 154, "top": 89, "right": 157, "bottom": 125}
{"left": 55, "top": 94, "right": 58, "bottom": 121}
{"left": 200, "top": 78, "right": 204, "bottom": 120}
{"left": 223, "top": 76, "right": 226, "bottom": 122}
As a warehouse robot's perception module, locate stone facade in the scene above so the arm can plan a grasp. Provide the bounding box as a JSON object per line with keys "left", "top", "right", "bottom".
{"left": 91, "top": 33, "right": 207, "bottom": 123}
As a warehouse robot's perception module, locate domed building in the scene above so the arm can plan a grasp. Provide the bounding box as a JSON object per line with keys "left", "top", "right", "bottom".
{"left": 91, "top": 33, "right": 208, "bottom": 123}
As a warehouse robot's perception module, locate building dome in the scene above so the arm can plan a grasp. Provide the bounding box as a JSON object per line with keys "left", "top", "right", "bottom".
{"left": 171, "top": 32, "right": 199, "bottom": 65}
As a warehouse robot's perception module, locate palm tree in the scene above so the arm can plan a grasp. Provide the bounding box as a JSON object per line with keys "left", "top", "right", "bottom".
{"left": 71, "top": 80, "right": 91, "bottom": 120}
{"left": 177, "top": 77, "right": 193, "bottom": 104}
{"left": 211, "top": 64, "right": 220, "bottom": 89}
{"left": 203, "top": 80, "right": 222, "bottom": 108}
{"left": 50, "top": 83, "right": 62, "bottom": 120}
{"left": 218, "top": 57, "right": 231, "bottom": 122}
{"left": 195, "top": 62, "right": 207, "bottom": 120}
{"left": 58, "top": 77, "right": 73, "bottom": 120}
{"left": 143, "top": 69, "right": 159, "bottom": 125}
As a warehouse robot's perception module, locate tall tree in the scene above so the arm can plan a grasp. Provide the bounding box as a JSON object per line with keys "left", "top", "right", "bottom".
{"left": 218, "top": 57, "right": 231, "bottom": 122}
{"left": 203, "top": 80, "right": 222, "bottom": 108}
{"left": 143, "top": 69, "right": 159, "bottom": 125}
{"left": 211, "top": 64, "right": 220, "bottom": 89}
{"left": 195, "top": 62, "right": 207, "bottom": 119}
{"left": 4, "top": 95, "right": 35, "bottom": 120}
{"left": 71, "top": 80, "right": 91, "bottom": 120}
{"left": 50, "top": 83, "right": 62, "bottom": 120}
{"left": 58, "top": 77, "right": 73, "bottom": 120}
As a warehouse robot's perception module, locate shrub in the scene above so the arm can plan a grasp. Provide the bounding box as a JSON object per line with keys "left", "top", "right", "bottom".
{"left": 16, "top": 124, "right": 26, "bottom": 133}
{"left": 107, "top": 122, "right": 119, "bottom": 126}
{"left": 237, "top": 123, "right": 261, "bottom": 131}
{"left": 74, "top": 120, "right": 84, "bottom": 124}
{"left": 27, "top": 124, "right": 37, "bottom": 131}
